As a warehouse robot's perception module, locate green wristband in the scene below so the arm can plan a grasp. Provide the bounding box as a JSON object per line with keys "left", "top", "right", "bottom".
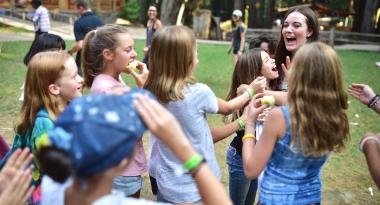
{"left": 237, "top": 117, "right": 245, "bottom": 129}
{"left": 183, "top": 153, "right": 203, "bottom": 170}
{"left": 246, "top": 88, "right": 254, "bottom": 99}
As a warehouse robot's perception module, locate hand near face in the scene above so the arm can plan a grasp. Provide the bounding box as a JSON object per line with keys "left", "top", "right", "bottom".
{"left": 281, "top": 56, "right": 291, "bottom": 80}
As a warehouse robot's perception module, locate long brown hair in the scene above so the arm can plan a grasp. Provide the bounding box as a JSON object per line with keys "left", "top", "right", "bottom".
{"left": 16, "top": 51, "right": 70, "bottom": 135}
{"left": 144, "top": 26, "right": 196, "bottom": 103}
{"left": 82, "top": 24, "right": 129, "bottom": 87}
{"left": 287, "top": 42, "right": 349, "bottom": 156}
{"left": 272, "top": 6, "right": 319, "bottom": 91}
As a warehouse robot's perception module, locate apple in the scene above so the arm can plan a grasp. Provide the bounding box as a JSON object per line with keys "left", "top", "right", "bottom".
{"left": 261, "top": 95, "right": 275, "bottom": 107}
{"left": 128, "top": 61, "right": 140, "bottom": 73}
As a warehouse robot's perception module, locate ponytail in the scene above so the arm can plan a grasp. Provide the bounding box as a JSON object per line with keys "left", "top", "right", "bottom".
{"left": 82, "top": 30, "right": 97, "bottom": 88}
{"left": 37, "top": 146, "right": 72, "bottom": 183}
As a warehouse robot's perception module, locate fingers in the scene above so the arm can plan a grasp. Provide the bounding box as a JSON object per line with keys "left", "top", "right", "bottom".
{"left": 7, "top": 148, "right": 32, "bottom": 170}
{"left": 286, "top": 56, "right": 291, "bottom": 68}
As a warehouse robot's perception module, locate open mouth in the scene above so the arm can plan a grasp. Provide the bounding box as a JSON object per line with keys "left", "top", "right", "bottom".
{"left": 286, "top": 37, "right": 296, "bottom": 44}
{"left": 272, "top": 65, "right": 278, "bottom": 73}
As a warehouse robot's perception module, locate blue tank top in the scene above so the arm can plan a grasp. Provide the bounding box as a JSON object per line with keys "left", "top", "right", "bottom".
{"left": 259, "top": 106, "right": 328, "bottom": 205}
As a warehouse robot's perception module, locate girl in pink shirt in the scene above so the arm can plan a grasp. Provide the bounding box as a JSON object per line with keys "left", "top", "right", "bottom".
{"left": 82, "top": 24, "right": 148, "bottom": 198}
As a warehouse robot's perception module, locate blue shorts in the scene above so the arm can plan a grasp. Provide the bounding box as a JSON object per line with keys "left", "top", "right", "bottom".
{"left": 112, "top": 175, "right": 143, "bottom": 196}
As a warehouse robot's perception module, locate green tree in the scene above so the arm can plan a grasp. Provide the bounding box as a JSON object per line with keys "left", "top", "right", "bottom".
{"left": 119, "top": 0, "right": 142, "bottom": 23}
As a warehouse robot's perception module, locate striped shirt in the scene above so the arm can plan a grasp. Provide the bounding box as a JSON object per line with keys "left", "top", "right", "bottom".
{"left": 32, "top": 5, "right": 50, "bottom": 32}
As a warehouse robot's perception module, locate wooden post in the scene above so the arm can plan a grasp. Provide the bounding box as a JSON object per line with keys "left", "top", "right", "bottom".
{"left": 329, "top": 28, "right": 335, "bottom": 48}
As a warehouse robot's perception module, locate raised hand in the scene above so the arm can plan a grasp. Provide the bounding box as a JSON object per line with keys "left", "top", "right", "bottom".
{"left": 249, "top": 76, "right": 266, "bottom": 94}
{"left": 348, "top": 83, "right": 376, "bottom": 105}
{"left": 0, "top": 148, "right": 34, "bottom": 205}
{"left": 281, "top": 56, "right": 291, "bottom": 80}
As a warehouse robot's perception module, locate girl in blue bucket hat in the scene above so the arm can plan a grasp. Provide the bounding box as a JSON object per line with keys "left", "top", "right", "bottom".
{"left": 37, "top": 89, "right": 232, "bottom": 205}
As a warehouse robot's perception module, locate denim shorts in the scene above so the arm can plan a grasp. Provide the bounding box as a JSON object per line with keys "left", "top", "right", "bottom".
{"left": 112, "top": 175, "right": 143, "bottom": 196}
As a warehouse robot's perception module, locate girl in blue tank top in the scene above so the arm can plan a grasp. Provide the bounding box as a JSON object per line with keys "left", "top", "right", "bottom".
{"left": 241, "top": 42, "right": 350, "bottom": 205}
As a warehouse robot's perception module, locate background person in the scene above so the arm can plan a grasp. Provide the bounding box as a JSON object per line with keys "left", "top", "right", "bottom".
{"left": 143, "top": 4, "right": 162, "bottom": 67}
{"left": 67, "top": 0, "right": 104, "bottom": 76}
{"left": 30, "top": 0, "right": 50, "bottom": 39}
{"left": 227, "top": 9, "right": 245, "bottom": 66}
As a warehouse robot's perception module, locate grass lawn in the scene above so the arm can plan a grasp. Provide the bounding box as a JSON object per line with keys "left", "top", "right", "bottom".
{"left": 0, "top": 37, "right": 379, "bottom": 204}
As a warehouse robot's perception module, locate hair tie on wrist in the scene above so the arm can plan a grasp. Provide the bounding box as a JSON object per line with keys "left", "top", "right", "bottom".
{"left": 359, "top": 136, "right": 380, "bottom": 152}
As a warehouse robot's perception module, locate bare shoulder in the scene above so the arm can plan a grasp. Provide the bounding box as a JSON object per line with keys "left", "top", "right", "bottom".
{"left": 264, "top": 107, "right": 287, "bottom": 138}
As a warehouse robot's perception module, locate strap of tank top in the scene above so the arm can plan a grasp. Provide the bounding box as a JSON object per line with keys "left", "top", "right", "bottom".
{"left": 280, "top": 105, "right": 290, "bottom": 130}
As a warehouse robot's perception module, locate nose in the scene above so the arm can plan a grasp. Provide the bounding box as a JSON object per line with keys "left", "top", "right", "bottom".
{"left": 77, "top": 74, "right": 84, "bottom": 84}
{"left": 283, "top": 25, "right": 292, "bottom": 34}
{"left": 131, "top": 48, "right": 137, "bottom": 58}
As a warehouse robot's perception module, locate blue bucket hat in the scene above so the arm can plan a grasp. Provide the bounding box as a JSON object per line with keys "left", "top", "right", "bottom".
{"left": 47, "top": 88, "right": 154, "bottom": 177}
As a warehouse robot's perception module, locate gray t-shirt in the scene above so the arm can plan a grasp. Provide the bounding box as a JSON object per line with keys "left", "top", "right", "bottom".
{"left": 149, "top": 83, "right": 220, "bottom": 203}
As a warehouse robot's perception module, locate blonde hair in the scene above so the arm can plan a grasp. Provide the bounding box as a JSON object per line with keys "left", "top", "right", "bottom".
{"left": 144, "top": 26, "right": 196, "bottom": 103}
{"left": 16, "top": 51, "right": 70, "bottom": 135}
{"left": 287, "top": 42, "right": 349, "bottom": 156}
{"left": 82, "top": 24, "right": 129, "bottom": 87}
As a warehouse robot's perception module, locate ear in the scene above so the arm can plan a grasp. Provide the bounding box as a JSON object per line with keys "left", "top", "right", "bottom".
{"left": 102, "top": 49, "right": 114, "bottom": 61}
{"left": 48, "top": 83, "right": 60, "bottom": 96}
{"left": 307, "top": 29, "right": 313, "bottom": 38}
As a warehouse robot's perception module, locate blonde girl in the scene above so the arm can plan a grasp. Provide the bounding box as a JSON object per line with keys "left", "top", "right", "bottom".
{"left": 1, "top": 51, "right": 83, "bottom": 204}
{"left": 82, "top": 24, "right": 147, "bottom": 198}
{"left": 144, "top": 25, "right": 265, "bottom": 203}
{"left": 225, "top": 48, "right": 278, "bottom": 205}
{"left": 242, "top": 42, "right": 349, "bottom": 204}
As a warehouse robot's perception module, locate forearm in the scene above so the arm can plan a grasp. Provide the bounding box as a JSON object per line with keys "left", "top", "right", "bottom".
{"left": 264, "top": 90, "right": 287, "bottom": 105}
{"left": 68, "top": 41, "right": 83, "bottom": 54}
{"left": 242, "top": 123, "right": 260, "bottom": 178}
{"left": 218, "top": 94, "right": 250, "bottom": 115}
{"left": 195, "top": 164, "right": 232, "bottom": 205}
{"left": 239, "top": 38, "right": 245, "bottom": 52}
{"left": 211, "top": 120, "right": 240, "bottom": 143}
{"left": 166, "top": 133, "right": 232, "bottom": 204}
{"left": 363, "top": 140, "right": 380, "bottom": 189}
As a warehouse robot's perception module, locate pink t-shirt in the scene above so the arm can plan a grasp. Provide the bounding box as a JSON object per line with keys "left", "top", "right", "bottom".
{"left": 91, "top": 74, "right": 147, "bottom": 176}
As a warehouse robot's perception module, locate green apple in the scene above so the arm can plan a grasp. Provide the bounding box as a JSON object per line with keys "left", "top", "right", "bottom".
{"left": 261, "top": 95, "right": 275, "bottom": 107}
{"left": 128, "top": 61, "right": 140, "bottom": 73}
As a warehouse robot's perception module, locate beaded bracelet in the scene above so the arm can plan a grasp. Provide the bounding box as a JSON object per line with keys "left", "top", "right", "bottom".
{"left": 369, "top": 96, "right": 380, "bottom": 110}
{"left": 368, "top": 95, "right": 380, "bottom": 108}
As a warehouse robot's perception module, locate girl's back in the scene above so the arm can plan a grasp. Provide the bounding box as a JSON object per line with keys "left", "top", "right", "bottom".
{"left": 260, "top": 106, "right": 328, "bottom": 203}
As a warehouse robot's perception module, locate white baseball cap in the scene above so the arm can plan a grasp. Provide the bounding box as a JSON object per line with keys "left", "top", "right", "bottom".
{"left": 232, "top": 10, "right": 243, "bottom": 17}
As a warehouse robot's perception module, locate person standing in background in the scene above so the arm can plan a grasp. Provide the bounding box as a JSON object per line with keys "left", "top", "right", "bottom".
{"left": 227, "top": 9, "right": 245, "bottom": 66}
{"left": 68, "top": 0, "right": 104, "bottom": 76}
{"left": 30, "top": 0, "right": 50, "bottom": 39}
{"left": 143, "top": 4, "right": 162, "bottom": 67}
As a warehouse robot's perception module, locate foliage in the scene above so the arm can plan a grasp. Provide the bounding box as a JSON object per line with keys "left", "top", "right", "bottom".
{"left": 118, "top": 0, "right": 146, "bottom": 24}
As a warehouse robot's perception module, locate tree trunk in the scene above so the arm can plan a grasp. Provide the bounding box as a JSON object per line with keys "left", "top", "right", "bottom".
{"left": 234, "top": 0, "right": 242, "bottom": 10}
{"left": 160, "top": 0, "right": 181, "bottom": 26}
{"left": 353, "top": 0, "right": 378, "bottom": 33}
{"left": 248, "top": 0, "right": 275, "bottom": 28}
